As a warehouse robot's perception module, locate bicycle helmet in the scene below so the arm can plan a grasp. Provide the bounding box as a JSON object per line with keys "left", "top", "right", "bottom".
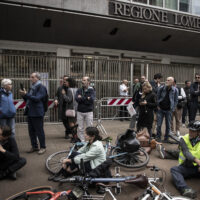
{"left": 188, "top": 120, "right": 200, "bottom": 131}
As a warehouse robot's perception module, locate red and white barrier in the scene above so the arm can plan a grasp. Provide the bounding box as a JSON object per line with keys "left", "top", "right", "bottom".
{"left": 107, "top": 98, "right": 132, "bottom": 106}
{"left": 13, "top": 100, "right": 54, "bottom": 109}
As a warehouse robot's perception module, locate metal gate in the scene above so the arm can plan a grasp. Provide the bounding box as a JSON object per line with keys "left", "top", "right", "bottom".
{"left": 0, "top": 53, "right": 199, "bottom": 122}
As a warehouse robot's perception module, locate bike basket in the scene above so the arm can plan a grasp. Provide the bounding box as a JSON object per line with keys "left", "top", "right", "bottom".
{"left": 82, "top": 194, "right": 105, "bottom": 200}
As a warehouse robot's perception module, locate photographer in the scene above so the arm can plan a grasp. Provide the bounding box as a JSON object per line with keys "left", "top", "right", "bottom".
{"left": 75, "top": 77, "right": 96, "bottom": 142}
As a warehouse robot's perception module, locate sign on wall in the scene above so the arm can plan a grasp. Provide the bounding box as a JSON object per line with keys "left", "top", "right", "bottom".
{"left": 109, "top": 1, "right": 200, "bottom": 32}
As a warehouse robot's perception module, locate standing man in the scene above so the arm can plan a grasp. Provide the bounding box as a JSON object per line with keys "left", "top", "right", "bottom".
{"left": 156, "top": 77, "right": 178, "bottom": 142}
{"left": 0, "top": 126, "right": 26, "bottom": 180}
{"left": 150, "top": 73, "right": 163, "bottom": 136}
{"left": 190, "top": 73, "right": 200, "bottom": 122}
{"left": 0, "top": 79, "right": 16, "bottom": 137}
{"left": 182, "top": 80, "right": 192, "bottom": 127}
{"left": 75, "top": 77, "right": 96, "bottom": 142}
{"left": 119, "top": 80, "right": 129, "bottom": 121}
{"left": 20, "top": 72, "right": 47, "bottom": 155}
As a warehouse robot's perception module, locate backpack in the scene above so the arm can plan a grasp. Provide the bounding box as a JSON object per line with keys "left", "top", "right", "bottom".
{"left": 117, "top": 129, "right": 140, "bottom": 153}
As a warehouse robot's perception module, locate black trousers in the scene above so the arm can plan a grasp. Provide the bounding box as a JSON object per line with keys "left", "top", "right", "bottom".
{"left": 68, "top": 151, "right": 92, "bottom": 173}
{"left": 0, "top": 157, "right": 26, "bottom": 173}
{"left": 189, "top": 102, "right": 200, "bottom": 122}
{"left": 28, "top": 117, "right": 46, "bottom": 149}
{"left": 182, "top": 102, "right": 191, "bottom": 124}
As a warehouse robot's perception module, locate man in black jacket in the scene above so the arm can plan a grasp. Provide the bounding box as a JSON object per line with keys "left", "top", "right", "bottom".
{"left": 0, "top": 126, "right": 26, "bottom": 180}
{"left": 75, "top": 77, "right": 96, "bottom": 142}
{"left": 190, "top": 73, "right": 200, "bottom": 122}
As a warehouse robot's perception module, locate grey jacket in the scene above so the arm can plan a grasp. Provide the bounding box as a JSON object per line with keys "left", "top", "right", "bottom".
{"left": 157, "top": 85, "right": 178, "bottom": 112}
{"left": 74, "top": 140, "right": 106, "bottom": 169}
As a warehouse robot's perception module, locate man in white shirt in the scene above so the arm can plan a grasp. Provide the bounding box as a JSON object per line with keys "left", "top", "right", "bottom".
{"left": 119, "top": 80, "right": 129, "bottom": 121}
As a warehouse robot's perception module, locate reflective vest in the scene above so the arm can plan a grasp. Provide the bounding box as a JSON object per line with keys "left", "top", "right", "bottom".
{"left": 179, "top": 134, "right": 200, "bottom": 166}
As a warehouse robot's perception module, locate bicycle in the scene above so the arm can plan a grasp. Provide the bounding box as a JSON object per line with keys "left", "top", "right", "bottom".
{"left": 46, "top": 137, "right": 149, "bottom": 174}
{"left": 6, "top": 163, "right": 148, "bottom": 200}
{"left": 136, "top": 166, "right": 191, "bottom": 200}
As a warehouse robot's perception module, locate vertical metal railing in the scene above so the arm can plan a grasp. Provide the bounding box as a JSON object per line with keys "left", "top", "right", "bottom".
{"left": 0, "top": 53, "right": 199, "bottom": 122}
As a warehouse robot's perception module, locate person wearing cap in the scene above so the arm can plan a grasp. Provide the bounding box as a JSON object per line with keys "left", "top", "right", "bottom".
{"left": 0, "top": 79, "right": 16, "bottom": 137}
{"left": 170, "top": 121, "right": 200, "bottom": 199}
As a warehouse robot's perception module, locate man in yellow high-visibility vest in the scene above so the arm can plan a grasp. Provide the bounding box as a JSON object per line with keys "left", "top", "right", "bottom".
{"left": 170, "top": 120, "right": 200, "bottom": 199}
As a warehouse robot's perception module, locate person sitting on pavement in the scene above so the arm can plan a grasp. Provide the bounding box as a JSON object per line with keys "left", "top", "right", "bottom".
{"left": 157, "top": 121, "right": 200, "bottom": 199}
{"left": 49, "top": 127, "right": 106, "bottom": 181}
{"left": 0, "top": 125, "right": 26, "bottom": 180}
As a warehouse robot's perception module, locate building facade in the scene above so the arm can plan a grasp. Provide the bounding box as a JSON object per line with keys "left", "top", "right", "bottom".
{"left": 0, "top": 0, "right": 200, "bottom": 121}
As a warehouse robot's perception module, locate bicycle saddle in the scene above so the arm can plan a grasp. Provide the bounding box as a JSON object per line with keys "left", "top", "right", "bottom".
{"left": 125, "top": 174, "right": 148, "bottom": 189}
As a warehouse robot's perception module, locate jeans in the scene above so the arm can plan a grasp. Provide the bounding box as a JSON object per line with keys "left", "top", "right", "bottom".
{"left": 156, "top": 109, "right": 172, "bottom": 140}
{"left": 27, "top": 117, "right": 46, "bottom": 149}
{"left": 0, "top": 118, "right": 15, "bottom": 137}
{"left": 171, "top": 165, "right": 200, "bottom": 192}
{"left": 77, "top": 111, "right": 93, "bottom": 142}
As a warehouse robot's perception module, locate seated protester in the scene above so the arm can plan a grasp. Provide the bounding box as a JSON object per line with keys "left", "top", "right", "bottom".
{"left": 169, "top": 121, "right": 200, "bottom": 199}
{"left": 0, "top": 126, "right": 26, "bottom": 180}
{"left": 50, "top": 127, "right": 106, "bottom": 181}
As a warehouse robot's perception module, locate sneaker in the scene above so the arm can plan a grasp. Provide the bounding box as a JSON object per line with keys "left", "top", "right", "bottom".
{"left": 181, "top": 188, "right": 197, "bottom": 199}
{"left": 176, "top": 131, "right": 180, "bottom": 137}
{"left": 26, "top": 147, "right": 39, "bottom": 153}
{"left": 65, "top": 134, "right": 70, "bottom": 139}
{"left": 155, "top": 137, "right": 161, "bottom": 142}
{"left": 156, "top": 144, "right": 166, "bottom": 159}
{"left": 162, "top": 138, "right": 170, "bottom": 143}
{"left": 38, "top": 148, "right": 46, "bottom": 155}
{"left": 48, "top": 170, "right": 62, "bottom": 181}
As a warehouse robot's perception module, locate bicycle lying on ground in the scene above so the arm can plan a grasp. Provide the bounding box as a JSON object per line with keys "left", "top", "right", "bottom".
{"left": 6, "top": 163, "right": 148, "bottom": 200}
{"left": 46, "top": 136, "right": 150, "bottom": 174}
{"left": 136, "top": 166, "right": 191, "bottom": 200}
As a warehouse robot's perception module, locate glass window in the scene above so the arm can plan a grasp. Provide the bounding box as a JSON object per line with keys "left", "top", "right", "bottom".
{"left": 132, "top": 0, "right": 147, "bottom": 4}
{"left": 180, "top": 0, "right": 190, "bottom": 12}
{"left": 149, "top": 0, "right": 163, "bottom": 7}
{"left": 165, "top": 0, "right": 178, "bottom": 10}
{"left": 192, "top": 0, "right": 200, "bottom": 15}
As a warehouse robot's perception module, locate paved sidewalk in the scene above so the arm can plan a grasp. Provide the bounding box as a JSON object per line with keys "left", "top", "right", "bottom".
{"left": 0, "top": 120, "right": 199, "bottom": 199}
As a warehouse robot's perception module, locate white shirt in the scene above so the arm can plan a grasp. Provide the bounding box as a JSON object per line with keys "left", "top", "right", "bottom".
{"left": 119, "top": 84, "right": 128, "bottom": 96}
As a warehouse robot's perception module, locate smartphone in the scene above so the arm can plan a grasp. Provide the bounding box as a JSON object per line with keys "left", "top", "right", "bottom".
{"left": 20, "top": 83, "right": 24, "bottom": 91}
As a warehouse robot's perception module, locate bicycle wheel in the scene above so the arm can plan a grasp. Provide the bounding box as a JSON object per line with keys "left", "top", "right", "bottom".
{"left": 46, "top": 150, "right": 69, "bottom": 174}
{"left": 6, "top": 186, "right": 53, "bottom": 200}
{"left": 111, "top": 147, "right": 149, "bottom": 168}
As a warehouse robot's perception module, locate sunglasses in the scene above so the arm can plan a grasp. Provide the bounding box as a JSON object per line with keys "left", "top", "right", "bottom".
{"left": 195, "top": 77, "right": 200, "bottom": 79}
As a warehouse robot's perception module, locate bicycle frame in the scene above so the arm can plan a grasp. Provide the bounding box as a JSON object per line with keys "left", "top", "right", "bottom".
{"left": 25, "top": 190, "right": 71, "bottom": 200}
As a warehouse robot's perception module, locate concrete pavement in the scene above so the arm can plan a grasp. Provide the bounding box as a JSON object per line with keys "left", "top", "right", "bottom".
{"left": 0, "top": 120, "right": 199, "bottom": 199}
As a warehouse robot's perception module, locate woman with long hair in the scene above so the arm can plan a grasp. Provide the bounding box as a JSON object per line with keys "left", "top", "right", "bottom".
{"left": 49, "top": 127, "right": 106, "bottom": 181}
{"left": 137, "top": 82, "right": 157, "bottom": 137}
